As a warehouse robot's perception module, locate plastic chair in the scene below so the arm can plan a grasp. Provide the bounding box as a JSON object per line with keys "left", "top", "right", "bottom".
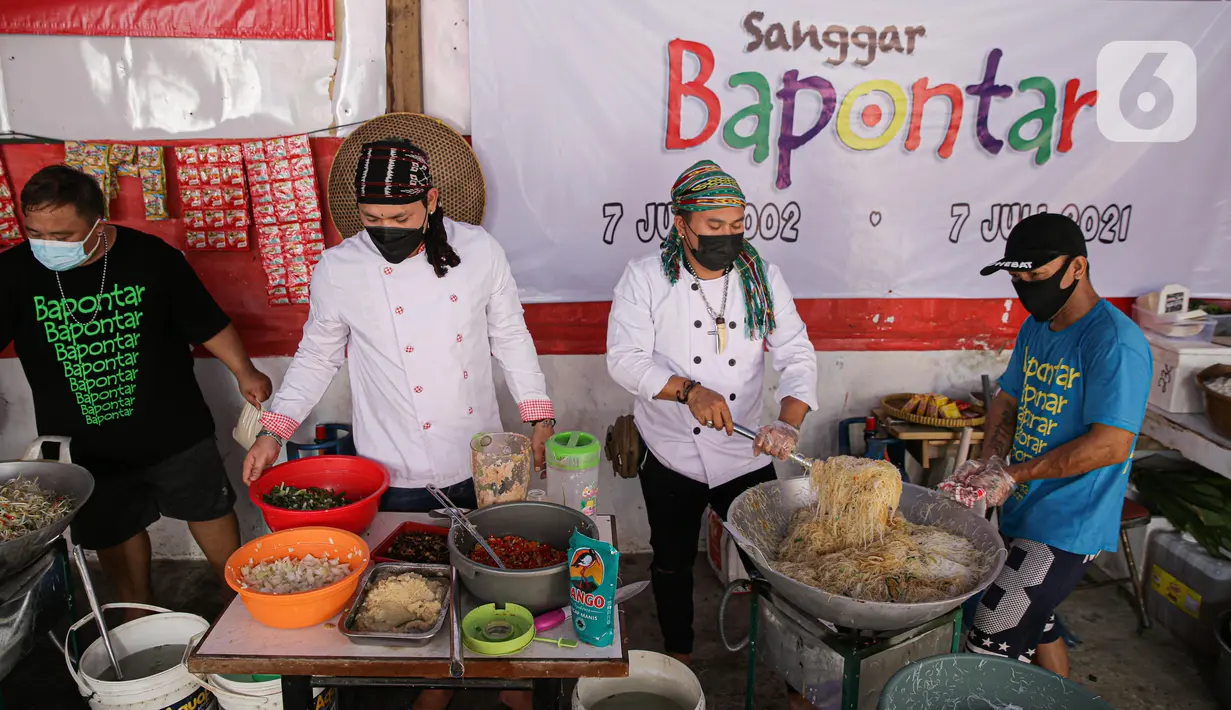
{"left": 837, "top": 417, "right": 906, "bottom": 482}
{"left": 1073, "top": 497, "right": 1153, "bottom": 630}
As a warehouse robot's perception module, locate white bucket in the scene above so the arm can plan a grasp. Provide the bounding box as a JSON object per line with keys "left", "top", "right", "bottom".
{"left": 573, "top": 650, "right": 705, "bottom": 710}
{"left": 204, "top": 674, "right": 336, "bottom": 710}
{"left": 64, "top": 603, "right": 218, "bottom": 710}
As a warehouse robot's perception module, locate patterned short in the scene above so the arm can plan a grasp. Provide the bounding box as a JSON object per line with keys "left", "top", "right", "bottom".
{"left": 966, "top": 537, "right": 1097, "bottom": 662}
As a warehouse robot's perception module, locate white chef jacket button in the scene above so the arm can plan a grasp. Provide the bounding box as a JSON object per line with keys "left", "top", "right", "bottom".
{"left": 729, "top": 320, "right": 737, "bottom": 329}
{"left": 395, "top": 306, "right": 404, "bottom": 315}
{"left": 423, "top": 422, "right": 432, "bottom": 430}
{"left": 730, "top": 393, "right": 736, "bottom": 401}
{"left": 414, "top": 386, "right": 423, "bottom": 393}
{"left": 691, "top": 283, "right": 699, "bottom": 291}
{"left": 463, "top": 371, "right": 469, "bottom": 379}
{"left": 450, "top": 295, "right": 458, "bottom": 302}
{"left": 383, "top": 267, "right": 393, "bottom": 276}
{"left": 694, "top": 320, "right": 702, "bottom": 328}
{"left": 405, "top": 346, "right": 414, "bottom": 353}
{"left": 456, "top": 334, "right": 463, "bottom": 342}
{"left": 467, "top": 407, "right": 473, "bottom": 415}
{"left": 728, "top": 358, "right": 736, "bottom": 367}
{"left": 693, "top": 356, "right": 701, "bottom": 364}
{"left": 693, "top": 427, "right": 701, "bottom": 435}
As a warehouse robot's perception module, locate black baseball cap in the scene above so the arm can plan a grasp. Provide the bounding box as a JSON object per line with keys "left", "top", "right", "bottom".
{"left": 980, "top": 213, "right": 1088, "bottom": 276}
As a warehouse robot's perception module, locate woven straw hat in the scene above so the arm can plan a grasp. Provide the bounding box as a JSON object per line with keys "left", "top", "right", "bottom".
{"left": 327, "top": 113, "right": 486, "bottom": 238}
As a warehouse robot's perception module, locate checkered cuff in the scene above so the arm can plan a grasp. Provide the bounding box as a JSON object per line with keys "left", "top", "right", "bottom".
{"left": 518, "top": 400, "right": 555, "bottom": 423}
{"left": 260, "top": 411, "right": 300, "bottom": 440}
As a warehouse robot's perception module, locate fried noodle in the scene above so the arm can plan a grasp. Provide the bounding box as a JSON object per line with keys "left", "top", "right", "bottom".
{"left": 773, "top": 456, "right": 992, "bottom": 603}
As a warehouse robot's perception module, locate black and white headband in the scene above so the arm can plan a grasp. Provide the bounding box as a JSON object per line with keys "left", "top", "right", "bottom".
{"left": 354, "top": 139, "right": 432, "bottom": 205}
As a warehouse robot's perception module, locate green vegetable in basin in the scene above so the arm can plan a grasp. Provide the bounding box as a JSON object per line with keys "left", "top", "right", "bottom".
{"left": 262, "top": 482, "right": 352, "bottom": 511}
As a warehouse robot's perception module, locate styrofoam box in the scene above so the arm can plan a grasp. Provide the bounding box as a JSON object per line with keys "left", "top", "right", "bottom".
{"left": 705, "top": 506, "right": 750, "bottom": 590}
{"left": 1147, "top": 332, "right": 1231, "bottom": 413}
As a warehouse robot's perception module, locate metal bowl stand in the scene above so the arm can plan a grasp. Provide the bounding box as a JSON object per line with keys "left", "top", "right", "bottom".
{"left": 719, "top": 560, "right": 964, "bottom": 710}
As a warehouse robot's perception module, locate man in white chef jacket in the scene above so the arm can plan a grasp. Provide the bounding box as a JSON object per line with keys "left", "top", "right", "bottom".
{"left": 607, "top": 160, "right": 818, "bottom": 666}
{"left": 243, "top": 140, "right": 548, "bottom": 709}
{"left": 242, "top": 138, "right": 556, "bottom": 510}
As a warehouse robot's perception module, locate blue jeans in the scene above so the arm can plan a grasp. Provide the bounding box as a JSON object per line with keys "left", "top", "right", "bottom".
{"left": 379, "top": 479, "right": 478, "bottom": 512}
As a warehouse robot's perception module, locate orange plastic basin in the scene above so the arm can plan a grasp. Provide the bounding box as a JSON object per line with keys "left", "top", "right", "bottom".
{"left": 224, "top": 526, "right": 370, "bottom": 629}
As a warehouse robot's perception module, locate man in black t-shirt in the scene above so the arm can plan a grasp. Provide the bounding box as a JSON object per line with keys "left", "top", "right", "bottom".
{"left": 0, "top": 165, "right": 271, "bottom": 608}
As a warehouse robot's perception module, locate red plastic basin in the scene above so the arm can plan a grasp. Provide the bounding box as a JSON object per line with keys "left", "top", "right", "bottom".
{"left": 250, "top": 455, "right": 390, "bottom": 535}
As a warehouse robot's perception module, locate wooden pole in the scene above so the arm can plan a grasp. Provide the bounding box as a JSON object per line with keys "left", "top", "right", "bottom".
{"left": 386, "top": 0, "right": 423, "bottom": 114}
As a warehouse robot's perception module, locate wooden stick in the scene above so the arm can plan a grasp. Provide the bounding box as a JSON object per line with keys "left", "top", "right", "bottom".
{"left": 955, "top": 427, "right": 973, "bottom": 469}
{"left": 386, "top": 0, "right": 423, "bottom": 113}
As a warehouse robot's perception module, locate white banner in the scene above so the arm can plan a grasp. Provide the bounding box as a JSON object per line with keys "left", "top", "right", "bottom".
{"left": 0, "top": 0, "right": 386, "bottom": 140}
{"left": 470, "top": 0, "right": 1231, "bottom": 302}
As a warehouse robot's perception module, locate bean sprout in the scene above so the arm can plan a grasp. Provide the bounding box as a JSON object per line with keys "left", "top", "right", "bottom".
{"left": 0, "top": 478, "right": 74, "bottom": 542}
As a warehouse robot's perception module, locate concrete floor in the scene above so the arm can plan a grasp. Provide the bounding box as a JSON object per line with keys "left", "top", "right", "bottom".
{"left": 0, "top": 553, "right": 1221, "bottom": 710}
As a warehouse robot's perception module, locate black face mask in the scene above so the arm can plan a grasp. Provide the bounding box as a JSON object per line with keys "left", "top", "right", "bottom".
{"left": 1013, "top": 256, "right": 1077, "bottom": 322}
{"left": 366, "top": 211, "right": 430, "bottom": 264}
{"left": 688, "top": 230, "right": 745, "bottom": 272}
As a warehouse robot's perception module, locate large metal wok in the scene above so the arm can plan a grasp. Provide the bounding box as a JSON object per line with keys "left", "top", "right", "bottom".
{"left": 0, "top": 437, "right": 95, "bottom": 579}
{"left": 725, "top": 476, "right": 1006, "bottom": 632}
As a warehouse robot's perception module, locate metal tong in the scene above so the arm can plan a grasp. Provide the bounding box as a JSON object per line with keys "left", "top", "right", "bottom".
{"left": 448, "top": 566, "right": 465, "bottom": 677}
{"left": 72, "top": 545, "right": 124, "bottom": 680}
{"left": 425, "top": 484, "right": 507, "bottom": 569}
{"left": 732, "top": 423, "right": 817, "bottom": 471}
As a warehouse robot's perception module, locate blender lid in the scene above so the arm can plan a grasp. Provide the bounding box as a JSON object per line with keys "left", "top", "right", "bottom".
{"left": 545, "top": 432, "right": 602, "bottom": 470}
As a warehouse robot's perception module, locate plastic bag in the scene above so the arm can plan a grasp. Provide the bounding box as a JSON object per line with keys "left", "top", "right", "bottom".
{"left": 568, "top": 529, "right": 618, "bottom": 647}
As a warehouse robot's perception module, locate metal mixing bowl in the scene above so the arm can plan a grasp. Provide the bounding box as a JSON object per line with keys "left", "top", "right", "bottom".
{"left": 448, "top": 501, "right": 599, "bottom": 614}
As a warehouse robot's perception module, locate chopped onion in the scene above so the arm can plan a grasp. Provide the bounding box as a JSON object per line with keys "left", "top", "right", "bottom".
{"left": 238, "top": 553, "right": 352, "bottom": 594}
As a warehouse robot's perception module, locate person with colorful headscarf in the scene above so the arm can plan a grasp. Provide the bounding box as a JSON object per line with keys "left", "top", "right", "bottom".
{"left": 606, "top": 160, "right": 818, "bottom": 664}
{"left": 243, "top": 138, "right": 555, "bottom": 506}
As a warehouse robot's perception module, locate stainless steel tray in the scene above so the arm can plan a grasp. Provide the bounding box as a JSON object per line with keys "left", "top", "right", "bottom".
{"left": 339, "top": 562, "right": 451, "bottom": 645}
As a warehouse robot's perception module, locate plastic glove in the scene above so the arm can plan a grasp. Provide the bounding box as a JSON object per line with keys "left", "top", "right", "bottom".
{"left": 948, "top": 458, "right": 987, "bottom": 486}
{"left": 967, "top": 466, "right": 1018, "bottom": 507}
{"left": 754, "top": 421, "right": 801, "bottom": 460}
{"left": 938, "top": 457, "right": 1013, "bottom": 508}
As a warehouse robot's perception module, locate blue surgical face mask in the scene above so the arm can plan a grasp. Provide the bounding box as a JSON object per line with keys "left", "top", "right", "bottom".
{"left": 29, "top": 219, "right": 102, "bottom": 272}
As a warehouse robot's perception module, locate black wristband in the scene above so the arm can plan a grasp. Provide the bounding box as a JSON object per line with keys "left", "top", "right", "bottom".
{"left": 677, "top": 380, "right": 700, "bottom": 404}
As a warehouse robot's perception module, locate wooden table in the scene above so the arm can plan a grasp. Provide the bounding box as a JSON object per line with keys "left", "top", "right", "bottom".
{"left": 1141, "top": 405, "right": 1231, "bottom": 480}
{"left": 188, "top": 513, "right": 628, "bottom": 709}
{"left": 872, "top": 408, "right": 983, "bottom": 470}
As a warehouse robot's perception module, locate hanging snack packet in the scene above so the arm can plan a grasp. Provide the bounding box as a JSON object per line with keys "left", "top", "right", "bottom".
{"left": 568, "top": 529, "right": 619, "bottom": 647}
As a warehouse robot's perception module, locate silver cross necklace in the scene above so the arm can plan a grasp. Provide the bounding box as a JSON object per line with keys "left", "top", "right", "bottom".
{"left": 686, "top": 260, "right": 730, "bottom": 354}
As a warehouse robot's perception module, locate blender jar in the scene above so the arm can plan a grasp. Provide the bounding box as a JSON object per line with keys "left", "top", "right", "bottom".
{"left": 470, "top": 432, "right": 533, "bottom": 508}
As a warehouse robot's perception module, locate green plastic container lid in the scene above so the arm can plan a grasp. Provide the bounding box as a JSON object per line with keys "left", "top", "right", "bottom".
{"left": 545, "top": 431, "right": 601, "bottom": 471}
{"left": 461, "top": 603, "right": 536, "bottom": 655}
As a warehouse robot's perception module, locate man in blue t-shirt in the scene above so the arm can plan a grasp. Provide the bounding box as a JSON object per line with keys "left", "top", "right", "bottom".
{"left": 941, "top": 213, "right": 1151, "bottom": 677}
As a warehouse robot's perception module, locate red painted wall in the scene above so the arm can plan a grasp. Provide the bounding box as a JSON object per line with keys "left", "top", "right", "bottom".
{"left": 2, "top": 140, "right": 1122, "bottom": 358}
{"left": 0, "top": 0, "right": 335, "bottom": 41}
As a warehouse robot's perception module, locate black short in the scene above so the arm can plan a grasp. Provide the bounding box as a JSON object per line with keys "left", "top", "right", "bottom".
{"left": 70, "top": 438, "right": 237, "bottom": 550}
{"left": 966, "top": 536, "right": 1096, "bottom": 661}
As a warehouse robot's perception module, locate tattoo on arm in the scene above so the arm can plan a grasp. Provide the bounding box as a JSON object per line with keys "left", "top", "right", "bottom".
{"left": 983, "top": 395, "right": 1017, "bottom": 460}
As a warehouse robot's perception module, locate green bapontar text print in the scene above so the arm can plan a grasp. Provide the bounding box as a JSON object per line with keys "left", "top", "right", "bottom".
{"left": 35, "top": 284, "right": 145, "bottom": 425}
